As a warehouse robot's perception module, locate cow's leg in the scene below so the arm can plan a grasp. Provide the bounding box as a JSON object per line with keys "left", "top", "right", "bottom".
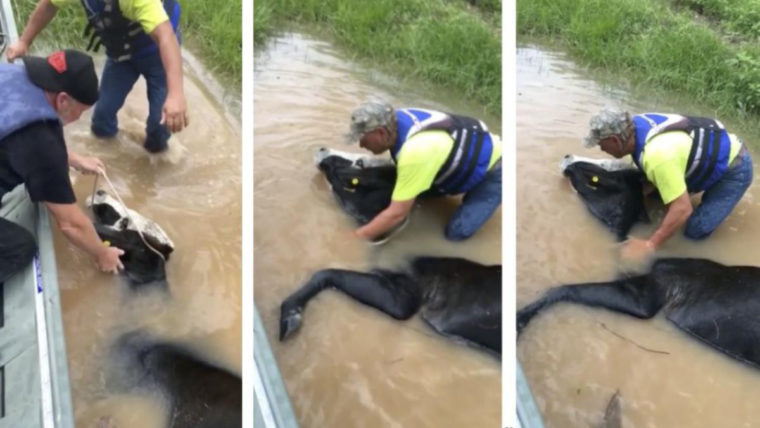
{"left": 517, "top": 274, "right": 666, "bottom": 335}
{"left": 280, "top": 269, "right": 422, "bottom": 340}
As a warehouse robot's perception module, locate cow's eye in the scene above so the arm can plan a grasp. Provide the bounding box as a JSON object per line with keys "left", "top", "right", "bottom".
{"left": 356, "top": 159, "right": 364, "bottom": 168}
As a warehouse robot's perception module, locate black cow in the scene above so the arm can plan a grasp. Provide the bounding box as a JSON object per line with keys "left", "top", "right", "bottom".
{"left": 114, "top": 332, "right": 242, "bottom": 428}
{"left": 518, "top": 155, "right": 760, "bottom": 369}
{"left": 279, "top": 148, "right": 502, "bottom": 356}
{"left": 560, "top": 155, "right": 648, "bottom": 240}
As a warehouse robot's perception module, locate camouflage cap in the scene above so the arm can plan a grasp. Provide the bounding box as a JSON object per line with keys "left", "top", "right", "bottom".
{"left": 583, "top": 108, "right": 631, "bottom": 148}
{"left": 345, "top": 100, "right": 396, "bottom": 144}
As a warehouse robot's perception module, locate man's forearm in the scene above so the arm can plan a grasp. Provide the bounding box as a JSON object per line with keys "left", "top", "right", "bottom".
{"left": 356, "top": 208, "right": 406, "bottom": 240}
{"left": 47, "top": 203, "right": 107, "bottom": 260}
{"left": 59, "top": 217, "right": 107, "bottom": 259}
{"left": 19, "top": 0, "right": 58, "bottom": 46}
{"left": 155, "top": 24, "right": 184, "bottom": 97}
{"left": 649, "top": 194, "right": 692, "bottom": 248}
{"left": 68, "top": 151, "right": 80, "bottom": 168}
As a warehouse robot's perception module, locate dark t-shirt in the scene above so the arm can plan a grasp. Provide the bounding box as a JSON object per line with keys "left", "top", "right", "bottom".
{"left": 0, "top": 120, "right": 75, "bottom": 206}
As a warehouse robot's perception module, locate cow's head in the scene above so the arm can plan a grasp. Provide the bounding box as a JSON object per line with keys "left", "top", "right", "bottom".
{"left": 560, "top": 155, "right": 648, "bottom": 240}
{"left": 315, "top": 148, "right": 407, "bottom": 243}
{"left": 87, "top": 190, "right": 174, "bottom": 285}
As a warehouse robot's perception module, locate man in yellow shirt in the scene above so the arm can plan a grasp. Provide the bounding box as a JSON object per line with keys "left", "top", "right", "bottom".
{"left": 585, "top": 108, "right": 753, "bottom": 258}
{"left": 347, "top": 100, "right": 502, "bottom": 241}
{"left": 7, "top": 0, "right": 187, "bottom": 153}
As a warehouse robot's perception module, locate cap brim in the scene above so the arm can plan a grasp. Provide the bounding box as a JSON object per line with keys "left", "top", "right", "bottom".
{"left": 344, "top": 130, "right": 360, "bottom": 145}
{"left": 583, "top": 135, "right": 599, "bottom": 148}
{"left": 22, "top": 56, "right": 64, "bottom": 93}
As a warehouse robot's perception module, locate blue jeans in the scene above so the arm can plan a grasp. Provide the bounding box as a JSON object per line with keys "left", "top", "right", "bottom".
{"left": 684, "top": 149, "right": 753, "bottom": 239}
{"left": 445, "top": 162, "right": 502, "bottom": 241}
{"left": 91, "top": 53, "right": 171, "bottom": 153}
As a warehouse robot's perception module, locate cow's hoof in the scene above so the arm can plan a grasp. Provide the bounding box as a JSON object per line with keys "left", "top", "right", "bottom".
{"left": 279, "top": 306, "right": 303, "bottom": 341}
{"left": 516, "top": 309, "right": 532, "bottom": 336}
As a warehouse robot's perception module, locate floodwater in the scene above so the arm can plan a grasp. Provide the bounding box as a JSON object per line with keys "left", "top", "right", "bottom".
{"left": 254, "top": 33, "right": 501, "bottom": 428}
{"left": 517, "top": 45, "right": 760, "bottom": 428}
{"left": 53, "top": 57, "right": 241, "bottom": 426}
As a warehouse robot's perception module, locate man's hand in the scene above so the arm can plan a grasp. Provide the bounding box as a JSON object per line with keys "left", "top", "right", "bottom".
{"left": 97, "top": 246, "right": 125, "bottom": 274}
{"left": 6, "top": 40, "right": 29, "bottom": 62}
{"left": 70, "top": 154, "right": 105, "bottom": 175}
{"left": 355, "top": 199, "right": 414, "bottom": 241}
{"left": 161, "top": 92, "right": 188, "bottom": 133}
{"left": 620, "top": 237, "right": 655, "bottom": 263}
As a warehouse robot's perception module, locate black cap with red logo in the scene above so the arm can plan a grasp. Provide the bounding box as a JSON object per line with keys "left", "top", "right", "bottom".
{"left": 22, "top": 49, "right": 99, "bottom": 106}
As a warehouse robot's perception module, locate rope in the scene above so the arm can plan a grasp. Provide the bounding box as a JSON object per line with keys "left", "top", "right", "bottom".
{"left": 91, "top": 169, "right": 167, "bottom": 262}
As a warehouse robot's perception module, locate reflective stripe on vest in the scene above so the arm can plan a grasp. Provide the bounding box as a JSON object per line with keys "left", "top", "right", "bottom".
{"left": 0, "top": 64, "right": 59, "bottom": 141}
{"left": 632, "top": 113, "right": 732, "bottom": 193}
{"left": 391, "top": 108, "right": 494, "bottom": 194}
{"left": 81, "top": 0, "right": 181, "bottom": 62}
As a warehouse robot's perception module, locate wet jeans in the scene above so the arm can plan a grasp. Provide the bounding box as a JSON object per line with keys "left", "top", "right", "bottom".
{"left": 684, "top": 149, "right": 754, "bottom": 239}
{"left": 0, "top": 217, "right": 36, "bottom": 283}
{"left": 91, "top": 53, "right": 171, "bottom": 153}
{"left": 445, "top": 163, "right": 502, "bottom": 241}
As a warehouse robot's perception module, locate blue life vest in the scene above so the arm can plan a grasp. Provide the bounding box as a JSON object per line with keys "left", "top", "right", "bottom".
{"left": 632, "top": 113, "right": 732, "bottom": 193}
{"left": 81, "top": 0, "right": 181, "bottom": 62}
{"left": 390, "top": 108, "right": 496, "bottom": 195}
{"left": 0, "top": 64, "right": 59, "bottom": 142}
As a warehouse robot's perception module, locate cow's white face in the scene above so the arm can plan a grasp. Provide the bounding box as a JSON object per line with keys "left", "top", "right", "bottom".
{"left": 314, "top": 147, "right": 394, "bottom": 170}
{"left": 87, "top": 190, "right": 174, "bottom": 251}
{"left": 87, "top": 190, "right": 174, "bottom": 285}
{"left": 559, "top": 154, "right": 637, "bottom": 173}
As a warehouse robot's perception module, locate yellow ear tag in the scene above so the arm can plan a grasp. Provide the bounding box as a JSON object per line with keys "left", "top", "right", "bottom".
{"left": 351, "top": 178, "right": 359, "bottom": 186}
{"left": 103, "top": 240, "right": 111, "bottom": 247}
{"left": 592, "top": 176, "right": 599, "bottom": 183}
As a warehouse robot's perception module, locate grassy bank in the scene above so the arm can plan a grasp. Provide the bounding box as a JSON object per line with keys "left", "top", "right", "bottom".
{"left": 518, "top": 0, "right": 760, "bottom": 120}
{"left": 255, "top": 0, "right": 502, "bottom": 116}
{"left": 10, "top": 0, "right": 241, "bottom": 89}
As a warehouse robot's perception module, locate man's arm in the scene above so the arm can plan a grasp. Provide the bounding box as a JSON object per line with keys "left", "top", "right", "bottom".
{"left": 149, "top": 21, "right": 187, "bottom": 133}
{"left": 621, "top": 192, "right": 692, "bottom": 262}
{"left": 355, "top": 199, "right": 414, "bottom": 240}
{"left": 648, "top": 191, "right": 693, "bottom": 248}
{"left": 45, "top": 202, "right": 124, "bottom": 273}
{"left": 6, "top": 0, "right": 59, "bottom": 61}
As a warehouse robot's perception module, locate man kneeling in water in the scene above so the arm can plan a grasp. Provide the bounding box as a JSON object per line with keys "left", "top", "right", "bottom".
{"left": 347, "top": 100, "right": 502, "bottom": 242}
{"left": 584, "top": 108, "right": 753, "bottom": 260}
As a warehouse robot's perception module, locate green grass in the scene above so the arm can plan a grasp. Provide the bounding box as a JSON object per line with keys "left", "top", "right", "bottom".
{"left": 10, "top": 0, "right": 241, "bottom": 89}
{"left": 255, "top": 0, "right": 502, "bottom": 116}
{"left": 517, "top": 0, "right": 760, "bottom": 120}
{"left": 180, "top": 0, "right": 241, "bottom": 90}
{"left": 674, "top": 0, "right": 760, "bottom": 39}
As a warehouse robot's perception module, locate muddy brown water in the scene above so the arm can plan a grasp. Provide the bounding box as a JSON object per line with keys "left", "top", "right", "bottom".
{"left": 517, "top": 45, "right": 760, "bottom": 428}
{"left": 254, "top": 32, "right": 501, "bottom": 428}
{"left": 51, "top": 58, "right": 241, "bottom": 426}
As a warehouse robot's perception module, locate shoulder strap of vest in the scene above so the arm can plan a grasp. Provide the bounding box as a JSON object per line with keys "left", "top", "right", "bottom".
{"left": 434, "top": 114, "right": 490, "bottom": 192}
{"left": 689, "top": 129, "right": 722, "bottom": 191}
